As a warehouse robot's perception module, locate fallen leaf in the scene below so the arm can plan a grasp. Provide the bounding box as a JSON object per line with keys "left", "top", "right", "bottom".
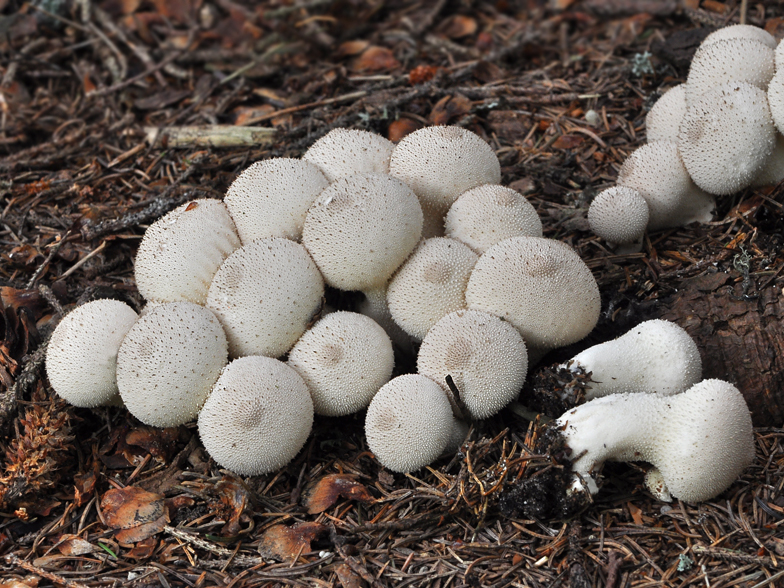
{"left": 440, "top": 15, "right": 477, "bottom": 39}
{"left": 258, "top": 522, "right": 327, "bottom": 562}
{"left": 217, "top": 477, "right": 249, "bottom": 537}
{"left": 628, "top": 502, "right": 643, "bottom": 526}
{"left": 126, "top": 536, "right": 157, "bottom": 559}
{"left": 351, "top": 46, "right": 400, "bottom": 73}
{"left": 429, "top": 94, "right": 472, "bottom": 125}
{"left": 303, "top": 474, "right": 375, "bottom": 514}
{"left": 334, "top": 563, "right": 365, "bottom": 588}
{"left": 116, "top": 517, "right": 168, "bottom": 544}
{"left": 472, "top": 60, "right": 505, "bottom": 83}
{"left": 125, "top": 426, "right": 181, "bottom": 460}
{"left": 388, "top": 118, "right": 423, "bottom": 143}
{"left": 57, "top": 534, "right": 98, "bottom": 556}
{"left": 335, "top": 40, "right": 369, "bottom": 57}
{"left": 101, "top": 486, "right": 166, "bottom": 532}
{"left": 551, "top": 134, "right": 584, "bottom": 150}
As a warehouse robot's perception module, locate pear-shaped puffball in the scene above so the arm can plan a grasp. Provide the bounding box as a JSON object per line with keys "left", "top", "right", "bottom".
{"left": 303, "top": 128, "right": 394, "bottom": 182}
{"left": 206, "top": 238, "right": 324, "bottom": 358}
{"left": 198, "top": 356, "right": 313, "bottom": 475}
{"left": 224, "top": 158, "right": 328, "bottom": 244}
{"left": 617, "top": 142, "right": 714, "bottom": 229}
{"left": 465, "top": 237, "right": 600, "bottom": 357}
{"left": 117, "top": 302, "right": 228, "bottom": 427}
{"left": 387, "top": 238, "right": 478, "bottom": 341}
{"left": 767, "top": 69, "right": 784, "bottom": 136}
{"left": 587, "top": 186, "right": 649, "bottom": 247}
{"left": 700, "top": 24, "right": 776, "bottom": 49}
{"left": 288, "top": 312, "right": 394, "bottom": 416}
{"left": 418, "top": 309, "right": 528, "bottom": 419}
{"left": 365, "top": 374, "right": 454, "bottom": 472}
{"left": 46, "top": 300, "right": 138, "bottom": 408}
{"left": 752, "top": 133, "right": 784, "bottom": 187}
{"left": 389, "top": 126, "right": 501, "bottom": 237}
{"left": 645, "top": 85, "right": 686, "bottom": 143}
{"left": 567, "top": 319, "right": 702, "bottom": 400}
{"left": 679, "top": 82, "right": 776, "bottom": 195}
{"left": 444, "top": 184, "right": 543, "bottom": 254}
{"left": 134, "top": 199, "right": 241, "bottom": 305}
{"left": 685, "top": 38, "right": 774, "bottom": 105}
{"left": 556, "top": 379, "right": 754, "bottom": 502}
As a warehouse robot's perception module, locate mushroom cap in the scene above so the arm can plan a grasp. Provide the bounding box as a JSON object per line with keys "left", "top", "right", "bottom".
{"left": 417, "top": 309, "right": 528, "bottom": 419}
{"left": 287, "top": 311, "right": 394, "bottom": 416}
{"left": 46, "top": 299, "right": 138, "bottom": 408}
{"left": 302, "top": 173, "right": 423, "bottom": 292}
{"left": 198, "top": 355, "right": 313, "bottom": 476}
{"left": 387, "top": 237, "right": 479, "bottom": 341}
{"left": 303, "top": 128, "right": 394, "bottom": 182}
{"left": 752, "top": 133, "right": 784, "bottom": 187}
{"left": 365, "top": 374, "right": 453, "bottom": 472}
{"left": 465, "top": 237, "right": 600, "bottom": 353}
{"left": 206, "top": 238, "right": 324, "bottom": 358}
{"left": 685, "top": 38, "right": 774, "bottom": 105}
{"left": 587, "top": 186, "right": 649, "bottom": 245}
{"left": 117, "top": 302, "right": 228, "bottom": 427}
{"left": 678, "top": 82, "right": 776, "bottom": 195}
{"left": 645, "top": 84, "right": 687, "bottom": 143}
{"left": 224, "top": 158, "right": 328, "bottom": 244}
{"left": 444, "top": 184, "right": 543, "bottom": 254}
{"left": 767, "top": 69, "right": 784, "bottom": 135}
{"left": 617, "top": 141, "right": 714, "bottom": 229}
{"left": 777, "top": 38, "right": 784, "bottom": 71}
{"left": 134, "top": 199, "right": 241, "bottom": 305}
{"left": 569, "top": 319, "right": 702, "bottom": 400}
{"left": 701, "top": 24, "right": 776, "bottom": 49}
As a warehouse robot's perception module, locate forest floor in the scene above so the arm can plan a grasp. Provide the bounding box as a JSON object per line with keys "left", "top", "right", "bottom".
{"left": 1, "top": 0, "right": 784, "bottom": 586}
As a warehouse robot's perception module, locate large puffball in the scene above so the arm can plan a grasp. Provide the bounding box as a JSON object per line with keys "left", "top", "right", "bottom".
{"left": 645, "top": 85, "right": 687, "bottom": 143}
{"left": 700, "top": 24, "right": 776, "bottom": 49}
{"left": 767, "top": 69, "right": 784, "bottom": 136}
{"left": 303, "top": 128, "right": 394, "bottom": 182}
{"left": 46, "top": 300, "right": 138, "bottom": 408}
{"left": 134, "top": 199, "right": 241, "bottom": 305}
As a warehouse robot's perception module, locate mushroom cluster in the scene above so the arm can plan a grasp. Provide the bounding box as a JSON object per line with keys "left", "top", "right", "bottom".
{"left": 589, "top": 24, "right": 784, "bottom": 250}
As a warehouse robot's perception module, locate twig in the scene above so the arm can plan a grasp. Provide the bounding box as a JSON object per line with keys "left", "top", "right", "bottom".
{"left": 6, "top": 553, "right": 92, "bottom": 588}
{"left": 0, "top": 333, "right": 51, "bottom": 434}
{"left": 26, "top": 232, "right": 69, "bottom": 289}
{"left": 59, "top": 240, "right": 107, "bottom": 279}
{"left": 244, "top": 91, "right": 368, "bottom": 125}
{"left": 692, "top": 545, "right": 775, "bottom": 567}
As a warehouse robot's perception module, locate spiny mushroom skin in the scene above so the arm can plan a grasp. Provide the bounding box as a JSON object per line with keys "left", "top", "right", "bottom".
{"left": 387, "top": 238, "right": 479, "bottom": 341}
{"left": 287, "top": 311, "right": 394, "bottom": 416}
{"left": 685, "top": 38, "right": 774, "bottom": 105}
{"left": 587, "top": 186, "right": 649, "bottom": 249}
{"left": 777, "top": 38, "right": 784, "bottom": 71}
{"left": 224, "top": 158, "right": 328, "bottom": 244}
{"left": 117, "top": 302, "right": 228, "bottom": 428}
{"left": 678, "top": 82, "right": 776, "bottom": 195}
{"left": 567, "top": 319, "right": 702, "bottom": 400}
{"left": 389, "top": 126, "right": 501, "bottom": 237}
{"left": 417, "top": 309, "right": 528, "bottom": 419}
{"left": 444, "top": 417, "right": 470, "bottom": 455}
{"left": 444, "top": 184, "right": 543, "bottom": 254}
{"left": 700, "top": 24, "right": 776, "bottom": 50}
{"left": 134, "top": 199, "right": 241, "bottom": 305}
{"left": 617, "top": 142, "right": 714, "bottom": 229}
{"left": 767, "top": 69, "right": 784, "bottom": 136}
{"left": 365, "top": 374, "right": 454, "bottom": 473}
{"left": 465, "top": 237, "right": 600, "bottom": 360}
{"left": 206, "top": 238, "right": 324, "bottom": 358}
{"left": 198, "top": 356, "right": 313, "bottom": 476}
{"left": 752, "top": 133, "right": 784, "bottom": 187}
{"left": 645, "top": 85, "right": 687, "bottom": 143}
{"left": 46, "top": 300, "right": 138, "bottom": 408}
{"left": 303, "top": 128, "right": 394, "bottom": 182}
{"left": 556, "top": 379, "right": 754, "bottom": 502}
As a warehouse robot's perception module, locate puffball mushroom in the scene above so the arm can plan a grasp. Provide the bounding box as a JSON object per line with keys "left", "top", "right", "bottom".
{"left": 556, "top": 379, "right": 754, "bottom": 502}
{"left": 198, "top": 356, "right": 313, "bottom": 476}
{"left": 365, "top": 374, "right": 454, "bottom": 472}
{"left": 287, "top": 311, "right": 394, "bottom": 416}
{"left": 117, "top": 302, "right": 228, "bottom": 428}
{"left": 303, "top": 128, "right": 394, "bottom": 182}
{"left": 46, "top": 299, "right": 138, "bottom": 408}
{"left": 444, "top": 184, "right": 543, "bottom": 254}
{"left": 645, "top": 85, "right": 686, "bottom": 143}
{"left": 587, "top": 186, "right": 649, "bottom": 251}
{"left": 616, "top": 141, "right": 714, "bottom": 229}
{"left": 386, "top": 237, "right": 478, "bottom": 341}
{"left": 206, "top": 238, "right": 324, "bottom": 358}
{"left": 134, "top": 199, "right": 241, "bottom": 305}
{"left": 700, "top": 23, "right": 776, "bottom": 50}
{"left": 417, "top": 309, "right": 528, "bottom": 420}
{"left": 465, "top": 237, "right": 600, "bottom": 360}
{"left": 679, "top": 82, "right": 776, "bottom": 195}
{"left": 224, "top": 158, "right": 328, "bottom": 244}
{"left": 389, "top": 126, "right": 501, "bottom": 237}
{"left": 767, "top": 69, "right": 784, "bottom": 136}
{"left": 567, "top": 319, "right": 702, "bottom": 400}
{"left": 752, "top": 133, "right": 784, "bottom": 187}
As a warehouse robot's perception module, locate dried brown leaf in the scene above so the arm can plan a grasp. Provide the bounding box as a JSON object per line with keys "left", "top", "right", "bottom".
{"left": 303, "top": 474, "right": 375, "bottom": 514}
{"left": 429, "top": 94, "right": 472, "bottom": 126}
{"left": 388, "top": 119, "right": 422, "bottom": 143}
{"left": 334, "top": 562, "right": 365, "bottom": 588}
{"left": 101, "top": 486, "right": 165, "bottom": 530}
{"left": 440, "top": 15, "right": 477, "bottom": 39}
{"left": 56, "top": 534, "right": 98, "bottom": 556}
{"left": 258, "top": 522, "right": 327, "bottom": 562}
{"left": 351, "top": 46, "right": 400, "bottom": 73}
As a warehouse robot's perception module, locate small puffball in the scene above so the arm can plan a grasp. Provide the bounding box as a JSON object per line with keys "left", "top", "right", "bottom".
{"left": 444, "top": 184, "right": 543, "bottom": 254}
{"left": 46, "top": 300, "right": 138, "bottom": 407}
{"left": 303, "top": 128, "right": 394, "bottom": 182}
{"left": 288, "top": 312, "right": 394, "bottom": 416}
{"left": 588, "top": 186, "right": 649, "bottom": 246}
{"left": 117, "top": 302, "right": 228, "bottom": 427}
{"left": 365, "top": 374, "right": 454, "bottom": 472}
{"left": 645, "top": 85, "right": 686, "bottom": 143}
{"left": 700, "top": 24, "right": 776, "bottom": 49}
{"left": 224, "top": 158, "right": 328, "bottom": 244}
{"left": 198, "top": 356, "right": 313, "bottom": 476}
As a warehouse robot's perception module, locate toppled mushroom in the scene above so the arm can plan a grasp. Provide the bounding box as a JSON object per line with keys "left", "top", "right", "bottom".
{"left": 587, "top": 186, "right": 649, "bottom": 251}
{"left": 303, "top": 128, "right": 394, "bottom": 182}
{"left": 645, "top": 85, "right": 687, "bottom": 143}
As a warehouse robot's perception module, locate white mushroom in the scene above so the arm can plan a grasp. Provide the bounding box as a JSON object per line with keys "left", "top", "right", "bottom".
{"left": 198, "top": 355, "right": 313, "bottom": 475}
{"left": 587, "top": 186, "right": 649, "bottom": 251}
{"left": 116, "top": 302, "right": 228, "bottom": 427}
{"left": 767, "top": 68, "right": 784, "bottom": 136}
{"left": 224, "top": 158, "right": 328, "bottom": 244}
{"left": 444, "top": 184, "right": 543, "bottom": 254}
{"left": 645, "top": 84, "right": 687, "bottom": 143}
{"left": 752, "top": 133, "right": 784, "bottom": 187}
{"left": 700, "top": 24, "right": 776, "bottom": 50}
{"left": 777, "top": 37, "right": 784, "bottom": 71}
{"left": 303, "top": 128, "right": 394, "bottom": 182}
{"left": 287, "top": 311, "right": 394, "bottom": 416}
{"left": 134, "top": 199, "right": 241, "bottom": 305}
{"left": 46, "top": 299, "right": 138, "bottom": 408}
{"left": 566, "top": 319, "right": 702, "bottom": 400}
{"left": 556, "top": 379, "right": 755, "bottom": 502}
